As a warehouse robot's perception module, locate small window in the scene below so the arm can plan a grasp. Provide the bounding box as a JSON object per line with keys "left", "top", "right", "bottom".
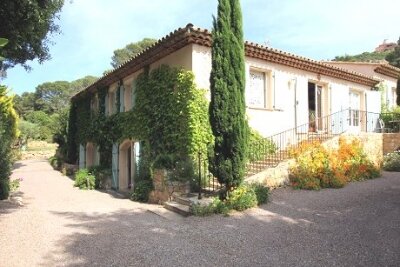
{"left": 247, "top": 70, "right": 266, "bottom": 108}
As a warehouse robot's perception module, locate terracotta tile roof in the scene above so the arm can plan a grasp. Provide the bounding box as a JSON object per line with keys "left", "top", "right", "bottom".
{"left": 323, "top": 61, "right": 400, "bottom": 79}
{"left": 374, "top": 64, "right": 400, "bottom": 79}
{"left": 72, "top": 24, "right": 380, "bottom": 100}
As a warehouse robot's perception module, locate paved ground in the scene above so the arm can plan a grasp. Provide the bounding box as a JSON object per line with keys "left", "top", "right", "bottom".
{"left": 1, "top": 159, "right": 399, "bottom": 267}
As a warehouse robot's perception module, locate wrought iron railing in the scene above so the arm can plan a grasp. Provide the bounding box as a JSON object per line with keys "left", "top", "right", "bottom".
{"left": 380, "top": 112, "right": 400, "bottom": 132}
{"left": 195, "top": 109, "right": 394, "bottom": 197}
{"left": 246, "top": 109, "right": 381, "bottom": 176}
{"left": 196, "top": 152, "right": 223, "bottom": 199}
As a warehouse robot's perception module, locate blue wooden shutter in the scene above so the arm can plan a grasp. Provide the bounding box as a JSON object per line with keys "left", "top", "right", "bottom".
{"left": 105, "top": 93, "right": 109, "bottom": 115}
{"left": 112, "top": 143, "right": 119, "bottom": 189}
{"left": 131, "top": 80, "right": 136, "bottom": 109}
{"left": 79, "top": 144, "right": 85, "bottom": 169}
{"left": 119, "top": 85, "right": 125, "bottom": 112}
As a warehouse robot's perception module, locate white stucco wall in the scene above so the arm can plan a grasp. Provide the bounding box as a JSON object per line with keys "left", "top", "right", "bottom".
{"left": 192, "top": 44, "right": 376, "bottom": 137}
{"left": 326, "top": 62, "right": 397, "bottom": 110}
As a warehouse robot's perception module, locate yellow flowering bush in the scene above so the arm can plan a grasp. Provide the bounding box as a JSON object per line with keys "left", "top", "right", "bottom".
{"left": 289, "top": 137, "right": 380, "bottom": 190}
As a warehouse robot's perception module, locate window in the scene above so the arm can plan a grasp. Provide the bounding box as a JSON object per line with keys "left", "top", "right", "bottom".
{"left": 247, "top": 70, "right": 266, "bottom": 108}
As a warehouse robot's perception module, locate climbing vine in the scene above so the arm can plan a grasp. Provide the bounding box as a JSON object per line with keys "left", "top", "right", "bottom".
{"left": 67, "top": 65, "right": 213, "bottom": 180}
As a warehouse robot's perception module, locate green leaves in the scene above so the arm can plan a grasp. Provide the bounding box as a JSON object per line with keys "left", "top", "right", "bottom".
{"left": 209, "top": 0, "right": 247, "bottom": 190}
{"left": 0, "top": 37, "right": 8, "bottom": 61}
{"left": 0, "top": 38, "right": 8, "bottom": 47}
{"left": 69, "top": 65, "right": 212, "bottom": 170}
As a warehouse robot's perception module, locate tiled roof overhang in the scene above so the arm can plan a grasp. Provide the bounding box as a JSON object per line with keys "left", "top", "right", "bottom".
{"left": 72, "top": 24, "right": 379, "bottom": 100}
{"left": 374, "top": 65, "right": 400, "bottom": 79}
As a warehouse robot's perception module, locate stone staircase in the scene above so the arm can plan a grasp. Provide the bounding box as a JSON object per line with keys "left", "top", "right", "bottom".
{"left": 163, "top": 193, "right": 195, "bottom": 217}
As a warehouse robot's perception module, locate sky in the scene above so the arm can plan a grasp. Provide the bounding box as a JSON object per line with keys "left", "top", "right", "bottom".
{"left": 3, "top": 0, "right": 399, "bottom": 95}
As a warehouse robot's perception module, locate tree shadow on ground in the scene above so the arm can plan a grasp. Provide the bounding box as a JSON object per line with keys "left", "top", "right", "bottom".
{"left": 0, "top": 191, "right": 25, "bottom": 217}
{"left": 12, "top": 161, "right": 27, "bottom": 171}
{"left": 39, "top": 174, "right": 400, "bottom": 266}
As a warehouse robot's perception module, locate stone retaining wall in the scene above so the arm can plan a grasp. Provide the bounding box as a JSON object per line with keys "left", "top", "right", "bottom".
{"left": 149, "top": 169, "right": 190, "bottom": 204}
{"left": 246, "top": 132, "right": 399, "bottom": 188}
{"left": 383, "top": 133, "right": 400, "bottom": 154}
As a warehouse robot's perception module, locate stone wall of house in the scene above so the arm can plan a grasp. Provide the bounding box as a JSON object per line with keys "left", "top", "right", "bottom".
{"left": 148, "top": 169, "right": 190, "bottom": 204}
{"left": 383, "top": 133, "right": 400, "bottom": 154}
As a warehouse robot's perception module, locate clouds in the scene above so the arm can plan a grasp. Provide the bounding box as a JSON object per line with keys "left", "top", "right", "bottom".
{"left": 3, "top": 0, "right": 399, "bottom": 94}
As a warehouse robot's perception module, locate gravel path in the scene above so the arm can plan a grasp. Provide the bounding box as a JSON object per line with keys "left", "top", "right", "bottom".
{"left": 1, "top": 159, "right": 399, "bottom": 267}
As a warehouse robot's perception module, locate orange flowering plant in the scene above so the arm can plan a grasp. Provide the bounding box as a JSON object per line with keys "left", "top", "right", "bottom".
{"left": 289, "top": 137, "right": 380, "bottom": 190}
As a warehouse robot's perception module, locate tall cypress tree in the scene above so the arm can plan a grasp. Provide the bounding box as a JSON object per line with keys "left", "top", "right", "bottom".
{"left": 209, "top": 0, "right": 248, "bottom": 191}
{"left": 397, "top": 78, "right": 400, "bottom": 106}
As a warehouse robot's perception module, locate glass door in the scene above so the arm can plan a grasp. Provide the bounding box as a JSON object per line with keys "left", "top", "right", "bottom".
{"left": 349, "top": 92, "right": 360, "bottom": 131}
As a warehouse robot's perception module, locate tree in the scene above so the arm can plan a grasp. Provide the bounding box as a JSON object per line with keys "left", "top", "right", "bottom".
{"left": 0, "top": 85, "right": 18, "bottom": 199}
{"left": 333, "top": 51, "right": 390, "bottom": 62}
{"left": 0, "top": 0, "right": 64, "bottom": 71}
{"left": 111, "top": 38, "right": 157, "bottom": 68}
{"left": 397, "top": 78, "right": 400, "bottom": 106}
{"left": 13, "top": 92, "right": 35, "bottom": 118}
{"left": 386, "top": 37, "right": 400, "bottom": 68}
{"left": 208, "top": 0, "right": 248, "bottom": 192}
{"left": 34, "top": 81, "right": 71, "bottom": 113}
{"left": 69, "top": 75, "right": 98, "bottom": 92}
{"left": 18, "top": 120, "right": 40, "bottom": 146}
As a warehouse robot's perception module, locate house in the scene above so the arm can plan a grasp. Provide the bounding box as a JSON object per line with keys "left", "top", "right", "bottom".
{"left": 375, "top": 39, "right": 397, "bottom": 53}
{"left": 71, "top": 24, "right": 385, "bottom": 192}
{"left": 322, "top": 61, "right": 399, "bottom": 110}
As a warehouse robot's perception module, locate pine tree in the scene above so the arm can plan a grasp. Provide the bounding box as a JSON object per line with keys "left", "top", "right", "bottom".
{"left": 209, "top": 0, "right": 248, "bottom": 191}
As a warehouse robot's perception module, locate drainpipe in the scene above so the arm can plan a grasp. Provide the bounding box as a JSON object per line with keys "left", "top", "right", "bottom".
{"left": 292, "top": 78, "right": 298, "bottom": 133}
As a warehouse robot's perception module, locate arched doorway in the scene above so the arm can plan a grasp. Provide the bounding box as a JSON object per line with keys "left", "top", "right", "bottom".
{"left": 85, "top": 142, "right": 99, "bottom": 168}
{"left": 118, "top": 140, "right": 134, "bottom": 192}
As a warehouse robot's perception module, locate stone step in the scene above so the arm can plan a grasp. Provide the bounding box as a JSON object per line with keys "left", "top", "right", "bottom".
{"left": 172, "top": 193, "right": 193, "bottom": 206}
{"left": 164, "top": 201, "right": 191, "bottom": 217}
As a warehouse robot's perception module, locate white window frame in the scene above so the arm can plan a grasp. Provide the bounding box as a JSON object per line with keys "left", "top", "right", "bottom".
{"left": 247, "top": 69, "right": 270, "bottom": 109}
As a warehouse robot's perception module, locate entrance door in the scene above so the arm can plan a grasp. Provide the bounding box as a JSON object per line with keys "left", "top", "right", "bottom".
{"left": 308, "top": 83, "right": 324, "bottom": 132}
{"left": 349, "top": 91, "right": 361, "bottom": 131}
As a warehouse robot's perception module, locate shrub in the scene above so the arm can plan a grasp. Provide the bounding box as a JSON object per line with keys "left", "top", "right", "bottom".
{"left": 49, "top": 156, "right": 62, "bottom": 170}
{"left": 74, "top": 169, "right": 95, "bottom": 190}
{"left": 383, "top": 152, "right": 400, "bottom": 171}
{"left": 226, "top": 184, "right": 258, "bottom": 211}
{"left": 10, "top": 178, "right": 22, "bottom": 192}
{"left": 87, "top": 166, "right": 111, "bottom": 189}
{"left": 191, "top": 183, "right": 269, "bottom": 216}
{"left": 247, "top": 129, "right": 277, "bottom": 161}
{"left": 190, "top": 197, "right": 230, "bottom": 216}
{"left": 250, "top": 183, "right": 269, "bottom": 205}
{"left": 289, "top": 137, "right": 380, "bottom": 190}
{"left": 130, "top": 180, "right": 153, "bottom": 202}
{"left": 0, "top": 179, "right": 10, "bottom": 199}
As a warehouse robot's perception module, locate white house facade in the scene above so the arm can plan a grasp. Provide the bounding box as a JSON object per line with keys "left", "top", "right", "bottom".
{"left": 73, "top": 24, "right": 385, "bottom": 191}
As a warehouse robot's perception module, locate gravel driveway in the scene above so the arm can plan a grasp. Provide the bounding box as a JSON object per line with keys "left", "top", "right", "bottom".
{"left": 1, "top": 159, "right": 399, "bottom": 267}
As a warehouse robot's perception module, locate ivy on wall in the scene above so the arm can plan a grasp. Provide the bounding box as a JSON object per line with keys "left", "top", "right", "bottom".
{"left": 67, "top": 65, "right": 213, "bottom": 178}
